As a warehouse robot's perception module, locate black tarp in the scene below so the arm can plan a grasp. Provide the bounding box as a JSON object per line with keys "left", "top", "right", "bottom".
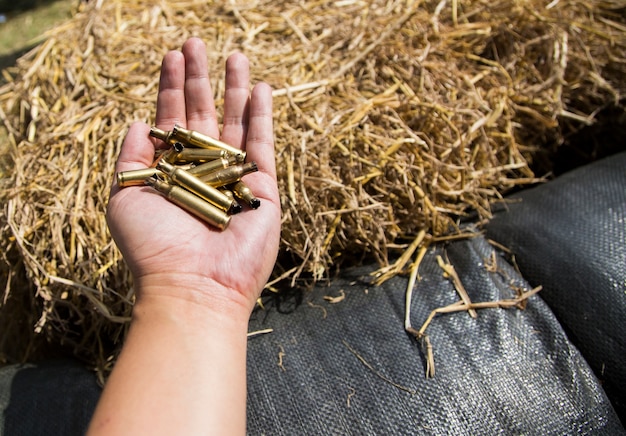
{"left": 485, "top": 151, "right": 626, "bottom": 423}
{"left": 245, "top": 235, "right": 623, "bottom": 435}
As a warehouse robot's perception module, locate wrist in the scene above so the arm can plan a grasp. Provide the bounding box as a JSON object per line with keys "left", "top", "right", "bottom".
{"left": 132, "top": 272, "right": 256, "bottom": 324}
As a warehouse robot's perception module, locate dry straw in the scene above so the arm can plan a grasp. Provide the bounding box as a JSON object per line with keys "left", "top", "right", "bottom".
{"left": 0, "top": 0, "right": 624, "bottom": 375}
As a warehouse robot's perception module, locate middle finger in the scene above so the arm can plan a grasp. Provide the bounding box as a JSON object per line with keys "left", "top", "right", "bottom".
{"left": 182, "top": 38, "right": 220, "bottom": 138}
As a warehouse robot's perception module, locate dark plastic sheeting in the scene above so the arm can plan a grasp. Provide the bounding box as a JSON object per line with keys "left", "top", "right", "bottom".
{"left": 486, "top": 151, "right": 626, "bottom": 422}
{"left": 0, "top": 360, "right": 101, "bottom": 436}
{"left": 246, "top": 234, "right": 624, "bottom": 435}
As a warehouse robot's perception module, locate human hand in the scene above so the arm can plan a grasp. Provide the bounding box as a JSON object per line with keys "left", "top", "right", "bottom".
{"left": 106, "top": 38, "right": 281, "bottom": 315}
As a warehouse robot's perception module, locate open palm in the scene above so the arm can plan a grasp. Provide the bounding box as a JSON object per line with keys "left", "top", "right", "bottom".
{"left": 106, "top": 38, "right": 280, "bottom": 309}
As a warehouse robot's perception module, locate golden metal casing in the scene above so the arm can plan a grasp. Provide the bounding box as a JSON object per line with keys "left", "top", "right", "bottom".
{"left": 171, "top": 124, "right": 246, "bottom": 162}
{"left": 146, "top": 177, "right": 231, "bottom": 230}
{"left": 156, "top": 160, "right": 236, "bottom": 213}
{"left": 200, "top": 162, "right": 258, "bottom": 187}
{"left": 231, "top": 180, "right": 261, "bottom": 209}
{"left": 117, "top": 168, "right": 162, "bottom": 187}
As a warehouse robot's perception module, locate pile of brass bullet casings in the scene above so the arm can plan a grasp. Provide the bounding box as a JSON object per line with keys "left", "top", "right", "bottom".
{"left": 116, "top": 124, "right": 260, "bottom": 231}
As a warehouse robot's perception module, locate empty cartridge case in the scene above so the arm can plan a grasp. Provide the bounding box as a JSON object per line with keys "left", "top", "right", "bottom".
{"left": 171, "top": 148, "right": 227, "bottom": 163}
{"left": 219, "top": 189, "right": 243, "bottom": 214}
{"left": 150, "top": 126, "right": 175, "bottom": 145}
{"left": 117, "top": 167, "right": 163, "bottom": 187}
{"left": 200, "top": 161, "right": 258, "bottom": 187}
{"left": 145, "top": 177, "right": 231, "bottom": 230}
{"left": 150, "top": 125, "right": 245, "bottom": 162}
{"left": 232, "top": 180, "right": 261, "bottom": 209}
{"left": 158, "top": 141, "right": 185, "bottom": 163}
{"left": 187, "top": 156, "right": 236, "bottom": 177}
{"left": 171, "top": 124, "right": 246, "bottom": 162}
{"left": 156, "top": 160, "right": 237, "bottom": 213}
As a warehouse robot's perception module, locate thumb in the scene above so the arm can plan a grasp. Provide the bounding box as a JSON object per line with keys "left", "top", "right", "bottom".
{"left": 115, "top": 122, "right": 156, "bottom": 174}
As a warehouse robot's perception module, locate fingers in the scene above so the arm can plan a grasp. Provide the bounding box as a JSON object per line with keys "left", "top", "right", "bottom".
{"left": 221, "top": 53, "right": 250, "bottom": 150}
{"left": 115, "top": 123, "right": 155, "bottom": 174}
{"left": 153, "top": 38, "right": 274, "bottom": 183}
{"left": 245, "top": 82, "right": 276, "bottom": 182}
{"left": 109, "top": 122, "right": 155, "bottom": 197}
{"left": 155, "top": 50, "right": 186, "bottom": 135}
{"left": 181, "top": 38, "right": 219, "bottom": 138}
{"left": 155, "top": 38, "right": 220, "bottom": 140}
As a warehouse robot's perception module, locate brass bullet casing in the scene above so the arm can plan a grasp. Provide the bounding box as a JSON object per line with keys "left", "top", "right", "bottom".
{"left": 145, "top": 177, "right": 231, "bottom": 230}
{"left": 149, "top": 126, "right": 174, "bottom": 145}
{"left": 231, "top": 180, "right": 261, "bottom": 209}
{"left": 150, "top": 126, "right": 177, "bottom": 145}
{"left": 150, "top": 125, "right": 245, "bottom": 162}
{"left": 154, "top": 145, "right": 199, "bottom": 168}
{"left": 117, "top": 167, "right": 163, "bottom": 187}
{"left": 219, "top": 189, "right": 243, "bottom": 214}
{"left": 200, "top": 161, "right": 258, "bottom": 187}
{"left": 172, "top": 148, "right": 227, "bottom": 163}
{"left": 187, "top": 156, "right": 234, "bottom": 177}
{"left": 156, "top": 160, "right": 237, "bottom": 213}
{"left": 158, "top": 142, "right": 185, "bottom": 163}
{"left": 171, "top": 124, "right": 246, "bottom": 163}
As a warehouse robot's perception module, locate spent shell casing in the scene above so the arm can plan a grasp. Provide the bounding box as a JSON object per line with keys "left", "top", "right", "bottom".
{"left": 159, "top": 142, "right": 185, "bottom": 163}
{"left": 219, "top": 189, "right": 243, "bottom": 214}
{"left": 171, "top": 124, "right": 246, "bottom": 162}
{"left": 149, "top": 126, "right": 174, "bottom": 145}
{"left": 145, "top": 177, "right": 231, "bottom": 230}
{"left": 172, "top": 148, "right": 227, "bottom": 163}
{"left": 231, "top": 180, "right": 261, "bottom": 209}
{"left": 117, "top": 167, "right": 163, "bottom": 187}
{"left": 154, "top": 144, "right": 195, "bottom": 166}
{"left": 200, "top": 161, "right": 258, "bottom": 187}
{"left": 156, "top": 160, "right": 237, "bottom": 213}
{"left": 187, "top": 156, "right": 233, "bottom": 176}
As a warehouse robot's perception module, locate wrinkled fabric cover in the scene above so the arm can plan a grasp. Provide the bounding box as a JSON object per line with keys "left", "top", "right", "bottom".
{"left": 246, "top": 235, "right": 624, "bottom": 435}
{"left": 486, "top": 151, "right": 626, "bottom": 422}
{"left": 0, "top": 360, "right": 100, "bottom": 436}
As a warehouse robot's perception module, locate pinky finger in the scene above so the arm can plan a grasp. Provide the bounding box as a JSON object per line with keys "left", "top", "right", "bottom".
{"left": 244, "top": 82, "right": 275, "bottom": 182}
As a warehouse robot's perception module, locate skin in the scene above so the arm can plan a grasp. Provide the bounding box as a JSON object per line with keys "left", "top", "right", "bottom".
{"left": 87, "top": 38, "right": 281, "bottom": 435}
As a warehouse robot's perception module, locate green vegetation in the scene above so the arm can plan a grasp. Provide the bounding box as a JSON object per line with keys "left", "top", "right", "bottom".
{"left": 0, "top": 0, "right": 74, "bottom": 72}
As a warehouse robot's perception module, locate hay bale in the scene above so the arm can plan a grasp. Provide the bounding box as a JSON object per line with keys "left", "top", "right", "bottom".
{"left": 0, "top": 0, "right": 624, "bottom": 374}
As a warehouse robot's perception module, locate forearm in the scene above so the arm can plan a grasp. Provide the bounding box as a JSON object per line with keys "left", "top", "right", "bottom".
{"left": 87, "top": 292, "right": 250, "bottom": 435}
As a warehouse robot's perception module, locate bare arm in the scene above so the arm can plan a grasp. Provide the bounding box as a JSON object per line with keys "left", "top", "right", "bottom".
{"left": 87, "top": 38, "right": 281, "bottom": 435}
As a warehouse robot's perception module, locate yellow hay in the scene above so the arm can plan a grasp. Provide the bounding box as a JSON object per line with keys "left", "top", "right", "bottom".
{"left": 0, "top": 0, "right": 624, "bottom": 375}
